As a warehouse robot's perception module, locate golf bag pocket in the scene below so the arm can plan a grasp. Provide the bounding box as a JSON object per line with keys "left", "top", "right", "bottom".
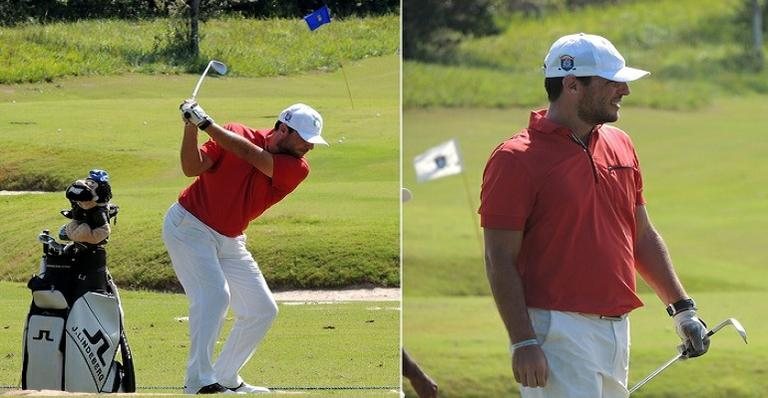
{"left": 22, "top": 314, "right": 66, "bottom": 390}
{"left": 28, "top": 274, "right": 68, "bottom": 310}
{"left": 32, "top": 290, "right": 69, "bottom": 309}
{"left": 63, "top": 291, "right": 121, "bottom": 393}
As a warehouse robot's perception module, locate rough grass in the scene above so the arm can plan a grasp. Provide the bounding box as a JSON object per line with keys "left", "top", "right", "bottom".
{"left": 404, "top": 0, "right": 768, "bottom": 109}
{"left": 0, "top": 15, "right": 399, "bottom": 84}
{"left": 0, "top": 281, "right": 400, "bottom": 395}
{"left": 0, "top": 55, "right": 400, "bottom": 291}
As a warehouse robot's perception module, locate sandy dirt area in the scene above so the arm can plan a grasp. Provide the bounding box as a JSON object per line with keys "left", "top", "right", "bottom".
{"left": 273, "top": 287, "right": 400, "bottom": 302}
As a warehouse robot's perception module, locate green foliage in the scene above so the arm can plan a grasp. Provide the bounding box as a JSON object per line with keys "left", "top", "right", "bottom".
{"left": 0, "top": 55, "right": 399, "bottom": 291}
{"left": 0, "top": 15, "right": 399, "bottom": 83}
{"left": 0, "top": 282, "right": 400, "bottom": 394}
{"left": 403, "top": 0, "right": 499, "bottom": 61}
{"left": 404, "top": 0, "right": 768, "bottom": 109}
{"left": 0, "top": 0, "right": 398, "bottom": 26}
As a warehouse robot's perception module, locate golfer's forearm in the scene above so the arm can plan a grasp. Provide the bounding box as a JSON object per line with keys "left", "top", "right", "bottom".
{"left": 487, "top": 266, "right": 536, "bottom": 342}
{"left": 635, "top": 227, "right": 687, "bottom": 305}
{"left": 203, "top": 123, "right": 275, "bottom": 177}
{"left": 180, "top": 125, "right": 206, "bottom": 176}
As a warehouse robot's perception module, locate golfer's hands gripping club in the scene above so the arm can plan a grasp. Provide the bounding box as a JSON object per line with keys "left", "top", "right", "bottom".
{"left": 180, "top": 99, "right": 213, "bottom": 130}
{"left": 674, "top": 309, "right": 710, "bottom": 358}
{"left": 512, "top": 344, "right": 549, "bottom": 387}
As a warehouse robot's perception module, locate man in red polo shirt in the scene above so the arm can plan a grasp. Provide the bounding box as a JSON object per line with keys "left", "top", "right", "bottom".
{"left": 163, "top": 101, "right": 327, "bottom": 394}
{"left": 480, "top": 33, "right": 709, "bottom": 397}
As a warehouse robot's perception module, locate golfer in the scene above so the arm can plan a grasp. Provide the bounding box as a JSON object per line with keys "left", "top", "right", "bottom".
{"left": 163, "top": 101, "right": 328, "bottom": 394}
{"left": 480, "top": 33, "right": 709, "bottom": 397}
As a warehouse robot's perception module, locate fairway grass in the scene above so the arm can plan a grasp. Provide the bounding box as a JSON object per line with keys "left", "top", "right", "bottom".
{"left": 0, "top": 54, "right": 399, "bottom": 291}
{"left": 0, "top": 281, "right": 400, "bottom": 397}
{"left": 403, "top": 293, "right": 766, "bottom": 398}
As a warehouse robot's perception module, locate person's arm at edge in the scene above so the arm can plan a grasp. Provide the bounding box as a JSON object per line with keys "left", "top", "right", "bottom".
{"left": 634, "top": 204, "right": 688, "bottom": 305}
{"left": 483, "top": 228, "right": 548, "bottom": 387}
{"left": 402, "top": 350, "right": 438, "bottom": 398}
{"left": 200, "top": 122, "right": 276, "bottom": 177}
{"left": 180, "top": 122, "right": 214, "bottom": 177}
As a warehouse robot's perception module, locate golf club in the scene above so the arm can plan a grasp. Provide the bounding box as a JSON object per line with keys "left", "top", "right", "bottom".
{"left": 629, "top": 317, "right": 748, "bottom": 394}
{"left": 191, "top": 60, "right": 228, "bottom": 100}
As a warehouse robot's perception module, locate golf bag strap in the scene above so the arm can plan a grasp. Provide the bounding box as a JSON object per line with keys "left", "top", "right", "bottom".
{"left": 118, "top": 326, "right": 135, "bottom": 392}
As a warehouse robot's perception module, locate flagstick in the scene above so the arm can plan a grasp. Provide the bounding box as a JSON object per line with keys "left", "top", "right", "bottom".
{"left": 339, "top": 61, "right": 354, "bottom": 109}
{"left": 460, "top": 170, "right": 484, "bottom": 255}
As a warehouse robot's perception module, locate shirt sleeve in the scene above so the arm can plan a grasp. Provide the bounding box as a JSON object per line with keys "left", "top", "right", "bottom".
{"left": 200, "top": 138, "right": 222, "bottom": 165}
{"left": 479, "top": 148, "right": 535, "bottom": 230}
{"left": 271, "top": 154, "right": 310, "bottom": 193}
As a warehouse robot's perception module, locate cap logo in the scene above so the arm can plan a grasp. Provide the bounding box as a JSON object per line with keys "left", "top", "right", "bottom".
{"left": 559, "top": 55, "right": 575, "bottom": 71}
{"left": 312, "top": 115, "right": 320, "bottom": 128}
{"left": 284, "top": 111, "right": 293, "bottom": 121}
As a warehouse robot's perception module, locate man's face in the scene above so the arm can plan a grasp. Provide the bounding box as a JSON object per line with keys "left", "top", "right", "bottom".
{"left": 576, "top": 77, "right": 630, "bottom": 125}
{"left": 276, "top": 127, "right": 315, "bottom": 158}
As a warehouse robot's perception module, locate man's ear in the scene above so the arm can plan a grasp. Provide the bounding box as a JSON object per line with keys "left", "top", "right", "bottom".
{"left": 277, "top": 123, "right": 291, "bottom": 134}
{"left": 563, "top": 75, "right": 579, "bottom": 94}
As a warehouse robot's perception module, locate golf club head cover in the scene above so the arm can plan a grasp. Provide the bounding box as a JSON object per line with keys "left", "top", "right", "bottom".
{"left": 66, "top": 180, "right": 97, "bottom": 202}
{"left": 673, "top": 309, "right": 710, "bottom": 358}
{"left": 61, "top": 200, "right": 86, "bottom": 221}
{"left": 180, "top": 100, "right": 213, "bottom": 130}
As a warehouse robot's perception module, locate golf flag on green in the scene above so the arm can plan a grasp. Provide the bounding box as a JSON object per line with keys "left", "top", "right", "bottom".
{"left": 304, "top": 5, "right": 331, "bottom": 31}
{"left": 413, "top": 139, "right": 463, "bottom": 183}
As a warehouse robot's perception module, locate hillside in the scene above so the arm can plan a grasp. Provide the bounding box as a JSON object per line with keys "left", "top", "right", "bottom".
{"left": 404, "top": 0, "right": 768, "bottom": 109}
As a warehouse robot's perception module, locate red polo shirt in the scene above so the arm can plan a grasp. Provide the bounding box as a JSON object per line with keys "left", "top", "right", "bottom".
{"left": 479, "top": 110, "right": 645, "bottom": 315}
{"left": 179, "top": 123, "right": 309, "bottom": 237}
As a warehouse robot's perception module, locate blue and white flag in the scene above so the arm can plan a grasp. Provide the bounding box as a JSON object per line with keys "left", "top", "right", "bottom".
{"left": 304, "top": 5, "right": 331, "bottom": 31}
{"left": 413, "top": 139, "right": 463, "bottom": 183}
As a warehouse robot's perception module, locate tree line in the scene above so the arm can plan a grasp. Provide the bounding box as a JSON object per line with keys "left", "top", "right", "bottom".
{"left": 404, "top": 0, "right": 765, "bottom": 71}
{"left": 0, "top": 0, "right": 398, "bottom": 26}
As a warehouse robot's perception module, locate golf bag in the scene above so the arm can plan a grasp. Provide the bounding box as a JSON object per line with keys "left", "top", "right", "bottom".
{"left": 21, "top": 230, "right": 135, "bottom": 393}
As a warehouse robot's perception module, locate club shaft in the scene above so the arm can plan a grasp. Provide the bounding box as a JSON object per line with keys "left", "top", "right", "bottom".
{"left": 191, "top": 62, "right": 213, "bottom": 99}
{"left": 629, "top": 354, "right": 681, "bottom": 394}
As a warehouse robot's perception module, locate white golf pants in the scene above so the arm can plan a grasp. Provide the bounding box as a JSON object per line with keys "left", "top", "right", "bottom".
{"left": 518, "top": 308, "right": 630, "bottom": 398}
{"left": 162, "top": 203, "right": 278, "bottom": 394}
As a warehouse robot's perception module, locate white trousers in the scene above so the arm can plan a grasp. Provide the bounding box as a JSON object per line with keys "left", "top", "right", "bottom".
{"left": 518, "top": 308, "right": 630, "bottom": 398}
{"left": 162, "top": 203, "right": 278, "bottom": 394}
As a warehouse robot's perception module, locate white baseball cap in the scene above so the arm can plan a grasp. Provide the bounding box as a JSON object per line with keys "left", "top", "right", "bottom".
{"left": 278, "top": 103, "right": 328, "bottom": 146}
{"left": 543, "top": 33, "right": 650, "bottom": 82}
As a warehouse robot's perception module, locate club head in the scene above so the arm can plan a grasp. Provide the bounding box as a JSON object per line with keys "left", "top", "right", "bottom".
{"left": 708, "top": 318, "right": 748, "bottom": 344}
{"left": 210, "top": 60, "right": 228, "bottom": 75}
{"left": 191, "top": 60, "right": 228, "bottom": 99}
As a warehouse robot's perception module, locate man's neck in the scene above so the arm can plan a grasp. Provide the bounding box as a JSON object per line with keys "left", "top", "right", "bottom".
{"left": 545, "top": 105, "right": 594, "bottom": 141}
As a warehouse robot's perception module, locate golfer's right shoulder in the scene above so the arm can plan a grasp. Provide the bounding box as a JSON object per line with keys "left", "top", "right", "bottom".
{"left": 490, "top": 128, "right": 532, "bottom": 158}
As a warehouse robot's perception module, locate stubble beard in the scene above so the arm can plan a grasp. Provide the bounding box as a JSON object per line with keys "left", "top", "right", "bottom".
{"left": 276, "top": 141, "right": 304, "bottom": 158}
{"left": 577, "top": 92, "right": 619, "bottom": 126}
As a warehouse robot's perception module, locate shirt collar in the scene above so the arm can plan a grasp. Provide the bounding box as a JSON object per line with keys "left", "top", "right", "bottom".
{"left": 528, "top": 109, "right": 602, "bottom": 138}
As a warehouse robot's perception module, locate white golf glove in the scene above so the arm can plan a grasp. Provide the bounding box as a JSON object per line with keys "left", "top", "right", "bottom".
{"left": 180, "top": 100, "right": 213, "bottom": 129}
{"left": 673, "top": 309, "right": 710, "bottom": 358}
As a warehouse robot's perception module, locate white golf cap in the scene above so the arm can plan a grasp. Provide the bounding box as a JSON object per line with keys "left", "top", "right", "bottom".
{"left": 278, "top": 103, "right": 328, "bottom": 146}
{"left": 543, "top": 33, "right": 650, "bottom": 82}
